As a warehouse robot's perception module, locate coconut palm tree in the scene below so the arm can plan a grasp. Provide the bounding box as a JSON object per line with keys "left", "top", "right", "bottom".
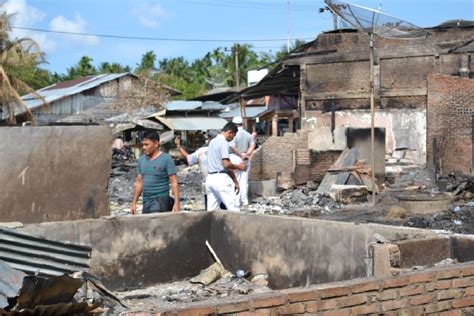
{"left": 0, "top": 10, "right": 44, "bottom": 124}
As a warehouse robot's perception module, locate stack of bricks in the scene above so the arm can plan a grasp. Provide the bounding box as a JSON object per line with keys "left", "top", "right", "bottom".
{"left": 295, "top": 149, "right": 312, "bottom": 185}
{"left": 260, "top": 130, "right": 309, "bottom": 181}
{"left": 248, "top": 130, "right": 342, "bottom": 185}
{"left": 310, "top": 150, "right": 342, "bottom": 182}
{"left": 145, "top": 262, "right": 474, "bottom": 315}
{"left": 427, "top": 74, "right": 474, "bottom": 175}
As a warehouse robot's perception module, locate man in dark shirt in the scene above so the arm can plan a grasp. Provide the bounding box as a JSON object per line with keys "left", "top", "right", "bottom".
{"left": 131, "top": 130, "right": 180, "bottom": 214}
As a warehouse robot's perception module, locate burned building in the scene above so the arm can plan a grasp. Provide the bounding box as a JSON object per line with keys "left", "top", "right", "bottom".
{"left": 233, "top": 21, "right": 474, "bottom": 186}
{"left": 293, "top": 20, "right": 474, "bottom": 166}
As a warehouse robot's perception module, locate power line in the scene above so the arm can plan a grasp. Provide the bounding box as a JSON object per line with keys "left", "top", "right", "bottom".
{"left": 13, "top": 26, "right": 314, "bottom": 43}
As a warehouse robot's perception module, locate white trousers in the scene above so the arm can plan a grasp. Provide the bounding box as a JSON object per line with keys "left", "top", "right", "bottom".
{"left": 239, "top": 162, "right": 250, "bottom": 206}
{"left": 205, "top": 173, "right": 239, "bottom": 211}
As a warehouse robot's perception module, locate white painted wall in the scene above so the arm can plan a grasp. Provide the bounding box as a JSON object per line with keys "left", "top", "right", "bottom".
{"left": 304, "top": 109, "right": 426, "bottom": 164}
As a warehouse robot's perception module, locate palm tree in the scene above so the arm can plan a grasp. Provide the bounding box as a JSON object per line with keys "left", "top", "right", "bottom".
{"left": 136, "top": 51, "right": 157, "bottom": 77}
{"left": 0, "top": 10, "right": 43, "bottom": 124}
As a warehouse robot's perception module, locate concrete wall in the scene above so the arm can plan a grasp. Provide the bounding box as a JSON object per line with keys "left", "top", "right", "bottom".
{"left": 0, "top": 126, "right": 111, "bottom": 223}
{"left": 18, "top": 212, "right": 213, "bottom": 290}
{"left": 426, "top": 74, "right": 474, "bottom": 175}
{"left": 304, "top": 109, "right": 426, "bottom": 164}
{"left": 16, "top": 211, "right": 446, "bottom": 291}
{"left": 209, "top": 212, "right": 441, "bottom": 290}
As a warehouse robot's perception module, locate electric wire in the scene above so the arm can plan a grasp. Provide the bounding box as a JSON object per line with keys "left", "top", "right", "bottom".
{"left": 12, "top": 26, "right": 314, "bottom": 43}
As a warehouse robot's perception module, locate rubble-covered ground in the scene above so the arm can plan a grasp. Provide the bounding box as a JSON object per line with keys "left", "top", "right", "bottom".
{"left": 243, "top": 164, "right": 474, "bottom": 234}
{"left": 108, "top": 161, "right": 206, "bottom": 214}
{"left": 115, "top": 275, "right": 271, "bottom": 312}
{"left": 108, "top": 160, "right": 474, "bottom": 234}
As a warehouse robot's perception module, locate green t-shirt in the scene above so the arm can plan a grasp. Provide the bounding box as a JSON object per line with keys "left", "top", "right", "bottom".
{"left": 138, "top": 152, "right": 177, "bottom": 202}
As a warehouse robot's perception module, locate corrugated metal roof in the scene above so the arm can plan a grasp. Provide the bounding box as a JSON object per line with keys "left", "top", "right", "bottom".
{"left": 219, "top": 106, "right": 270, "bottom": 119}
{"left": 154, "top": 116, "right": 228, "bottom": 131}
{"left": 165, "top": 100, "right": 202, "bottom": 111}
{"left": 0, "top": 228, "right": 91, "bottom": 277}
{"left": 21, "top": 73, "right": 132, "bottom": 111}
{"left": 201, "top": 101, "right": 226, "bottom": 110}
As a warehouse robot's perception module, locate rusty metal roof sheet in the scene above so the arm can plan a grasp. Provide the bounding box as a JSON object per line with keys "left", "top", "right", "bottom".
{"left": 0, "top": 228, "right": 91, "bottom": 277}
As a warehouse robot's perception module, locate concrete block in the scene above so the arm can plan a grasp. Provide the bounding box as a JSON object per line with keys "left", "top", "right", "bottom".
{"left": 372, "top": 244, "right": 400, "bottom": 277}
{"left": 249, "top": 180, "right": 277, "bottom": 197}
{"left": 308, "top": 127, "right": 346, "bottom": 151}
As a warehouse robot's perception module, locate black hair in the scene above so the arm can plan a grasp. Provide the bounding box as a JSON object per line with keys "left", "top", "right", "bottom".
{"left": 222, "top": 122, "right": 238, "bottom": 134}
{"left": 142, "top": 130, "right": 160, "bottom": 142}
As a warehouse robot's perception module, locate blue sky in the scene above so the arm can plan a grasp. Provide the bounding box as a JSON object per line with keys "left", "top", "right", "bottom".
{"left": 4, "top": 0, "right": 474, "bottom": 74}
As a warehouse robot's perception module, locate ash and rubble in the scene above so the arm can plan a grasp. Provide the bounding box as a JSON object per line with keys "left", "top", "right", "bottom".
{"left": 108, "top": 156, "right": 474, "bottom": 234}
{"left": 108, "top": 159, "right": 206, "bottom": 214}
{"left": 116, "top": 274, "right": 271, "bottom": 312}
{"left": 243, "top": 164, "right": 474, "bottom": 234}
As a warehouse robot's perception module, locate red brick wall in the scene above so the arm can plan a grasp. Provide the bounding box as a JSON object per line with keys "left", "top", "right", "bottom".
{"left": 250, "top": 131, "right": 309, "bottom": 181}
{"left": 249, "top": 131, "right": 340, "bottom": 184}
{"left": 311, "top": 151, "right": 342, "bottom": 182}
{"left": 147, "top": 262, "right": 474, "bottom": 315}
{"left": 427, "top": 74, "right": 474, "bottom": 175}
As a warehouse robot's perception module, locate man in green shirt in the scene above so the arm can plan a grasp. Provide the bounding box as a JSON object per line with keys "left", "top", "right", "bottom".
{"left": 131, "top": 130, "right": 180, "bottom": 214}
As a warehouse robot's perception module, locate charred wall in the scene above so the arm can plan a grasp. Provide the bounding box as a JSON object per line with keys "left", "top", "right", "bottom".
{"left": 0, "top": 126, "right": 111, "bottom": 223}
{"left": 292, "top": 26, "right": 474, "bottom": 164}
{"left": 426, "top": 74, "right": 474, "bottom": 175}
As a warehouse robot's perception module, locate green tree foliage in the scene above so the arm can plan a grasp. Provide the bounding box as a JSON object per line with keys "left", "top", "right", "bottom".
{"left": 150, "top": 43, "right": 278, "bottom": 99}
{"left": 136, "top": 50, "right": 157, "bottom": 77}
{"left": 275, "top": 39, "right": 307, "bottom": 62}
{"left": 0, "top": 9, "right": 47, "bottom": 124}
{"left": 98, "top": 61, "right": 131, "bottom": 74}
{"left": 64, "top": 55, "right": 97, "bottom": 80}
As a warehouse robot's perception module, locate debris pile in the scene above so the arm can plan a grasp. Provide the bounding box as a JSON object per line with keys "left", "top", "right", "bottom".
{"left": 316, "top": 148, "right": 375, "bottom": 203}
{"left": 116, "top": 240, "right": 271, "bottom": 312}
{"left": 0, "top": 264, "right": 125, "bottom": 315}
{"left": 177, "top": 164, "right": 206, "bottom": 211}
{"left": 108, "top": 160, "right": 206, "bottom": 213}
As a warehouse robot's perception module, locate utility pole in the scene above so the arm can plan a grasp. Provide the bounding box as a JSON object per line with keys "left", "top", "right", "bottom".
{"left": 287, "top": 0, "right": 291, "bottom": 53}
{"left": 234, "top": 45, "right": 240, "bottom": 90}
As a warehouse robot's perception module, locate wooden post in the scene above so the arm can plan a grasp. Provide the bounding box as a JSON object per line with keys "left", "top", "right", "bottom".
{"left": 272, "top": 114, "right": 278, "bottom": 136}
{"left": 288, "top": 117, "right": 294, "bottom": 133}
{"left": 369, "top": 33, "right": 376, "bottom": 207}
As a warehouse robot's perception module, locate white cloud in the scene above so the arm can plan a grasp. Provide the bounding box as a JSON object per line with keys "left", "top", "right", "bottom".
{"left": 49, "top": 13, "right": 99, "bottom": 46}
{"left": 131, "top": 3, "right": 168, "bottom": 29}
{"left": 3, "top": 0, "right": 57, "bottom": 52}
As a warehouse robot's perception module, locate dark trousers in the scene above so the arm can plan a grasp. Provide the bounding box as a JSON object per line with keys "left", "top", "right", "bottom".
{"left": 143, "top": 196, "right": 174, "bottom": 213}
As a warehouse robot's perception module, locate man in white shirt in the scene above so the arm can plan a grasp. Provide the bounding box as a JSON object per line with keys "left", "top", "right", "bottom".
{"left": 230, "top": 116, "right": 256, "bottom": 206}
{"left": 206, "top": 122, "right": 246, "bottom": 211}
{"left": 175, "top": 130, "right": 240, "bottom": 210}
